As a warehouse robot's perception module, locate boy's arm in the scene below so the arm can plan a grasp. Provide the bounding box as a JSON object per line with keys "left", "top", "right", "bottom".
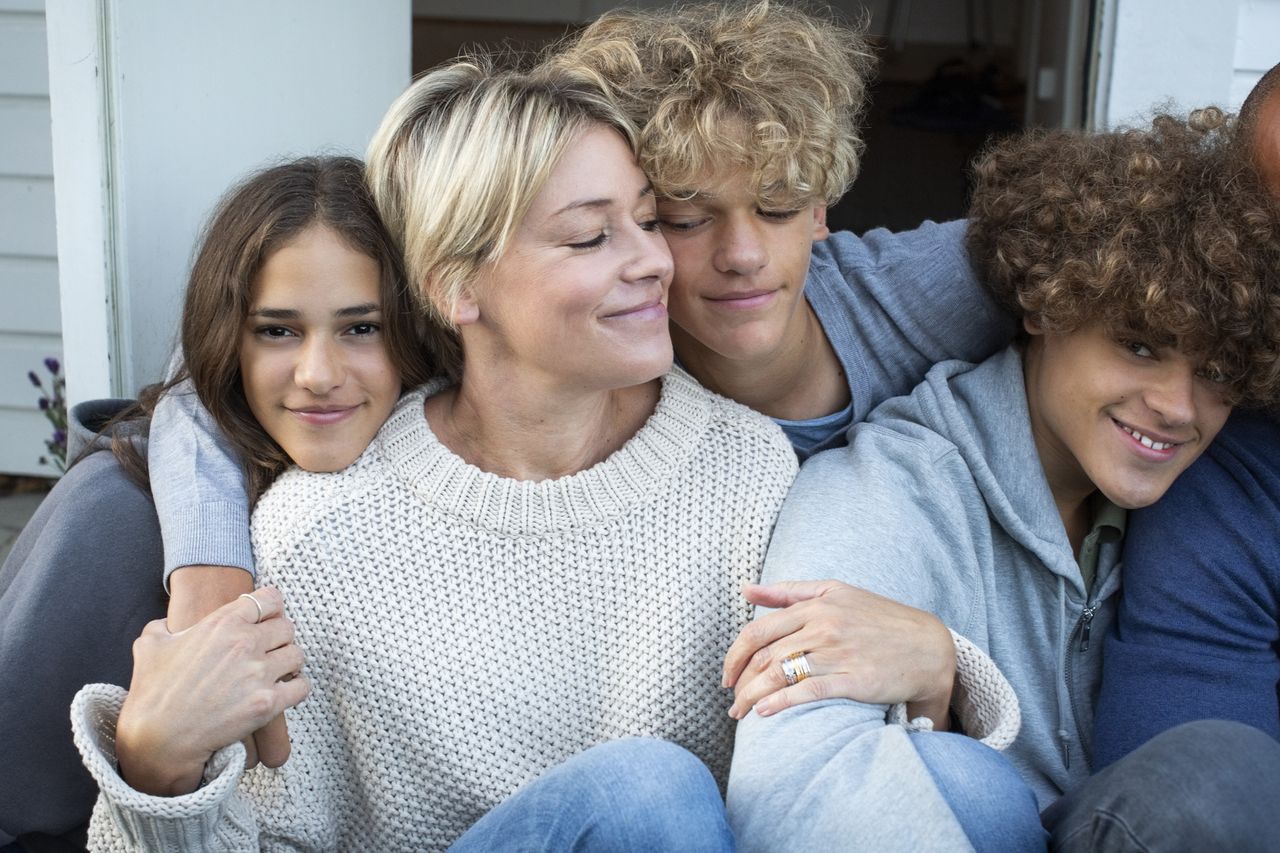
{"left": 813, "top": 219, "right": 1017, "bottom": 419}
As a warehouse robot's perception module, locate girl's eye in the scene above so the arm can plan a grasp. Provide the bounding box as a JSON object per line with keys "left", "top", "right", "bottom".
{"left": 639, "top": 218, "right": 662, "bottom": 233}
{"left": 347, "top": 322, "right": 381, "bottom": 337}
{"left": 1123, "top": 340, "right": 1154, "bottom": 358}
{"left": 256, "top": 325, "right": 295, "bottom": 339}
{"left": 567, "top": 232, "right": 608, "bottom": 250}
{"left": 759, "top": 208, "right": 801, "bottom": 222}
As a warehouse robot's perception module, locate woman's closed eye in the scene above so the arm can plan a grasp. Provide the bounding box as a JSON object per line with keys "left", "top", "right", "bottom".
{"left": 567, "top": 232, "right": 608, "bottom": 250}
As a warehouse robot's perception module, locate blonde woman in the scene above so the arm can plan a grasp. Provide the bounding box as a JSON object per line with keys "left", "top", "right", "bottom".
{"left": 72, "top": 60, "right": 795, "bottom": 851}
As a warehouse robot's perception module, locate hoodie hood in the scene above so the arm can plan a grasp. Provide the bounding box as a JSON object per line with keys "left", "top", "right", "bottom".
{"left": 68, "top": 398, "right": 143, "bottom": 461}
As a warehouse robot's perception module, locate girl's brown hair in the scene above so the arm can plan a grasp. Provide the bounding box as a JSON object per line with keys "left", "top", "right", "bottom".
{"left": 91, "top": 156, "right": 440, "bottom": 501}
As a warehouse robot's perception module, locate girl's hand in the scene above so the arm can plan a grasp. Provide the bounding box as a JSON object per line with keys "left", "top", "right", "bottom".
{"left": 723, "top": 581, "right": 955, "bottom": 726}
{"left": 116, "top": 587, "right": 310, "bottom": 796}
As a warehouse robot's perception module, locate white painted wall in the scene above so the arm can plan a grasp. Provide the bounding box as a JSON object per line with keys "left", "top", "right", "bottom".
{"left": 1231, "top": 0, "right": 1280, "bottom": 105}
{"left": 1092, "top": 0, "right": 1277, "bottom": 129}
{"left": 0, "top": 0, "right": 62, "bottom": 477}
{"left": 46, "top": 1, "right": 412, "bottom": 408}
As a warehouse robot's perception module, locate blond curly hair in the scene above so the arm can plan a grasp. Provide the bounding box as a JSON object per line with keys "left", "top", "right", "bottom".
{"left": 550, "top": 0, "right": 876, "bottom": 206}
{"left": 967, "top": 109, "right": 1280, "bottom": 406}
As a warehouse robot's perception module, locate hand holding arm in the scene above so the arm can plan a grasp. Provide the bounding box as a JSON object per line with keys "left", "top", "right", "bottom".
{"left": 168, "top": 566, "right": 293, "bottom": 769}
{"left": 116, "top": 587, "right": 310, "bottom": 797}
{"left": 723, "top": 580, "right": 956, "bottom": 727}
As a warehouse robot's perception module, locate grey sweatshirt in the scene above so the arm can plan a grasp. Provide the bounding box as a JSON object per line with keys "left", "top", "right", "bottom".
{"left": 727, "top": 346, "right": 1122, "bottom": 850}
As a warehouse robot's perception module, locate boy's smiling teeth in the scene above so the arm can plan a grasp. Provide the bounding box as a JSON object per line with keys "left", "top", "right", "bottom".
{"left": 1120, "top": 424, "right": 1175, "bottom": 451}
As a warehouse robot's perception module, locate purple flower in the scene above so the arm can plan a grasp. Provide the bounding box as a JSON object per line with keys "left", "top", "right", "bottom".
{"left": 44, "top": 357, "right": 60, "bottom": 375}
{"left": 28, "top": 371, "right": 41, "bottom": 388}
{"left": 52, "top": 428, "right": 66, "bottom": 446}
{"left": 38, "top": 397, "right": 49, "bottom": 411}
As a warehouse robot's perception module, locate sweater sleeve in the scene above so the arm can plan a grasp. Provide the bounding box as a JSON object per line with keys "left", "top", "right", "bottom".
{"left": 726, "top": 434, "right": 1017, "bottom": 851}
{"left": 148, "top": 380, "right": 255, "bottom": 586}
{"left": 1094, "top": 417, "right": 1280, "bottom": 766}
{"left": 71, "top": 684, "right": 259, "bottom": 851}
{"left": 808, "top": 220, "right": 1017, "bottom": 427}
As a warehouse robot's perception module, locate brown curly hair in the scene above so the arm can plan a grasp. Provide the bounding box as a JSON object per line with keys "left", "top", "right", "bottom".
{"left": 967, "top": 109, "right": 1280, "bottom": 407}
{"left": 549, "top": 0, "right": 876, "bottom": 206}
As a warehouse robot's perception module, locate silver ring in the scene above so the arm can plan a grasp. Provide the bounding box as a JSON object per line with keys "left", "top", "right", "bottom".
{"left": 239, "top": 593, "right": 265, "bottom": 624}
{"left": 780, "top": 651, "right": 812, "bottom": 686}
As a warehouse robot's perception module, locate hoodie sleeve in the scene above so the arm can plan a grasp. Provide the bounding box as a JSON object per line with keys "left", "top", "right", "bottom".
{"left": 148, "top": 379, "right": 255, "bottom": 588}
{"left": 808, "top": 220, "right": 1017, "bottom": 425}
{"left": 726, "top": 428, "right": 1016, "bottom": 851}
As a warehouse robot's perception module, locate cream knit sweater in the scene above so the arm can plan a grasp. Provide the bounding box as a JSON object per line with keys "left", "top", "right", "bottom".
{"left": 72, "top": 369, "right": 799, "bottom": 851}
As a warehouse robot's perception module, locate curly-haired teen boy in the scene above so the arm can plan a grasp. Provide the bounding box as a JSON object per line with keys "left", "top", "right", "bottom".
{"left": 728, "top": 111, "right": 1280, "bottom": 851}
{"left": 1094, "top": 64, "right": 1280, "bottom": 768}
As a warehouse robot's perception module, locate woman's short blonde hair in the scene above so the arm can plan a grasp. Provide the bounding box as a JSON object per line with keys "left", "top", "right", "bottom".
{"left": 366, "top": 57, "right": 637, "bottom": 342}
{"left": 551, "top": 0, "right": 875, "bottom": 206}
{"left": 968, "top": 108, "right": 1280, "bottom": 407}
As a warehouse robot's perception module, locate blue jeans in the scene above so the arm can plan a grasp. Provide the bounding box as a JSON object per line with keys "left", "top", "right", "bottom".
{"left": 913, "top": 731, "right": 1047, "bottom": 851}
{"left": 448, "top": 738, "right": 735, "bottom": 852}
{"left": 1042, "top": 720, "right": 1280, "bottom": 852}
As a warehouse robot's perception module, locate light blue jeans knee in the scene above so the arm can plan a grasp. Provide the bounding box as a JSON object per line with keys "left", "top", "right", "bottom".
{"left": 448, "top": 737, "right": 735, "bottom": 852}
{"left": 913, "top": 731, "right": 1047, "bottom": 852}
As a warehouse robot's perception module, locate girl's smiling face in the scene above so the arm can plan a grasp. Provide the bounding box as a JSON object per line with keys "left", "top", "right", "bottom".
{"left": 239, "top": 224, "right": 401, "bottom": 472}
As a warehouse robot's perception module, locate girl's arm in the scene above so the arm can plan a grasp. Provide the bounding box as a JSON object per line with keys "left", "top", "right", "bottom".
{"left": 148, "top": 377, "right": 291, "bottom": 767}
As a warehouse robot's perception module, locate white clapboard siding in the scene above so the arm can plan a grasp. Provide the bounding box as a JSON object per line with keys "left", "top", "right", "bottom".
{"left": 0, "top": 97, "right": 53, "bottom": 174}
{"left": 0, "top": 15, "right": 48, "bottom": 96}
{"left": 1, "top": 0, "right": 62, "bottom": 476}
{"left": 1231, "top": 0, "right": 1280, "bottom": 107}
{"left": 0, "top": 257, "right": 60, "bottom": 333}
{"left": 0, "top": 177, "right": 56, "bottom": 257}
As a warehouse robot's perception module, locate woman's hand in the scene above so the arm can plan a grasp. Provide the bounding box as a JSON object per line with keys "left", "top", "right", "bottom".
{"left": 116, "top": 587, "right": 310, "bottom": 796}
{"left": 168, "top": 566, "right": 293, "bottom": 770}
{"left": 723, "top": 580, "right": 956, "bottom": 726}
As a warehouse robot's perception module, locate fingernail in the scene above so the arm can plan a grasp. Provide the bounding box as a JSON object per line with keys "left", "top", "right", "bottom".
{"left": 755, "top": 700, "right": 774, "bottom": 717}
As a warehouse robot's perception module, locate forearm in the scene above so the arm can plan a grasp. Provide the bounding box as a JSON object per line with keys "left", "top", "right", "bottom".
{"left": 168, "top": 565, "right": 255, "bottom": 631}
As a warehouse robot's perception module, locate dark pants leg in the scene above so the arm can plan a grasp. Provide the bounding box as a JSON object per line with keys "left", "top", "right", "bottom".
{"left": 1042, "top": 720, "right": 1280, "bottom": 852}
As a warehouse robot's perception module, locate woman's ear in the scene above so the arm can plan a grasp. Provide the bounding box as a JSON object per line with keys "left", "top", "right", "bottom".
{"left": 449, "top": 289, "right": 480, "bottom": 326}
{"left": 1023, "top": 314, "right": 1045, "bottom": 336}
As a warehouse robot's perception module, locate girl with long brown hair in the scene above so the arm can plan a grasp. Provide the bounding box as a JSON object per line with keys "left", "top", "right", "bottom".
{"left": 0, "top": 155, "right": 436, "bottom": 850}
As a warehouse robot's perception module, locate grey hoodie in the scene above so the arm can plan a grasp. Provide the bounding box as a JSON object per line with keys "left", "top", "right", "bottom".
{"left": 727, "top": 346, "right": 1122, "bottom": 849}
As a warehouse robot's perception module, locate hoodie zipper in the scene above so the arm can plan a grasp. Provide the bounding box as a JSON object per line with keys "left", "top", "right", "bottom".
{"left": 1078, "top": 604, "right": 1097, "bottom": 651}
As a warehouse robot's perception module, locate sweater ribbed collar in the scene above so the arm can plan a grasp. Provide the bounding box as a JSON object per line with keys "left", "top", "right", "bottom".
{"left": 374, "top": 367, "right": 712, "bottom": 536}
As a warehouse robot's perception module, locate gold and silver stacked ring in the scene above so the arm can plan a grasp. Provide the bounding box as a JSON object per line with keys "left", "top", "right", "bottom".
{"left": 780, "top": 651, "right": 812, "bottom": 686}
